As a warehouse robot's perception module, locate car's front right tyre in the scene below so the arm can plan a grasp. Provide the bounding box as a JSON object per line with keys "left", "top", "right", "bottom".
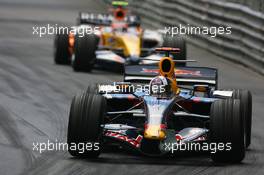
{"left": 72, "top": 34, "right": 98, "bottom": 72}
{"left": 54, "top": 33, "right": 71, "bottom": 64}
{"left": 67, "top": 90, "right": 106, "bottom": 158}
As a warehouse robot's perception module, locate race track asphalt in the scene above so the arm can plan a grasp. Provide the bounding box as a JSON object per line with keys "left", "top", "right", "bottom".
{"left": 0, "top": 0, "right": 264, "bottom": 175}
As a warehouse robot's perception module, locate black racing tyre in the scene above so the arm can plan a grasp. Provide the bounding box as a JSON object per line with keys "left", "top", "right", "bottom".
{"left": 54, "top": 33, "right": 71, "bottom": 64}
{"left": 86, "top": 84, "right": 100, "bottom": 94}
{"left": 163, "top": 35, "right": 186, "bottom": 66}
{"left": 72, "top": 34, "right": 98, "bottom": 72}
{"left": 231, "top": 89, "right": 252, "bottom": 148}
{"left": 67, "top": 90, "right": 106, "bottom": 158}
{"left": 210, "top": 99, "right": 245, "bottom": 163}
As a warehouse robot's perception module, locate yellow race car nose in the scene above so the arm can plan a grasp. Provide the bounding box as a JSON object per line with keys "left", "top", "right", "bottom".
{"left": 144, "top": 125, "right": 166, "bottom": 140}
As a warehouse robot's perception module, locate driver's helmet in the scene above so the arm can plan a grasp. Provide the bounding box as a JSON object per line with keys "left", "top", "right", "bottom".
{"left": 149, "top": 76, "right": 173, "bottom": 97}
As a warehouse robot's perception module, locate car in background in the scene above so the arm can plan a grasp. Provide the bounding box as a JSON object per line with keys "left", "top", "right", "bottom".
{"left": 54, "top": 1, "right": 186, "bottom": 72}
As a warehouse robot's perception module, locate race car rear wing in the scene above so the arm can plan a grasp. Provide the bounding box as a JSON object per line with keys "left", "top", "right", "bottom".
{"left": 78, "top": 12, "right": 112, "bottom": 25}
{"left": 78, "top": 12, "right": 140, "bottom": 26}
{"left": 124, "top": 65, "right": 218, "bottom": 88}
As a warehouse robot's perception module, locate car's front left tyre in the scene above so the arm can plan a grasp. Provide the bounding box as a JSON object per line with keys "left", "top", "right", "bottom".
{"left": 210, "top": 99, "right": 245, "bottom": 163}
{"left": 231, "top": 89, "right": 252, "bottom": 148}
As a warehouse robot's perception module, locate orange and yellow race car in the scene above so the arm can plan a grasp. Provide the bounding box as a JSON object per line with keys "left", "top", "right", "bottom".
{"left": 54, "top": 1, "right": 186, "bottom": 72}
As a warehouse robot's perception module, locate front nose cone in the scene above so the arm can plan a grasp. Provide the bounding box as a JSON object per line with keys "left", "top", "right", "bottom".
{"left": 144, "top": 125, "right": 166, "bottom": 140}
{"left": 128, "top": 56, "right": 140, "bottom": 65}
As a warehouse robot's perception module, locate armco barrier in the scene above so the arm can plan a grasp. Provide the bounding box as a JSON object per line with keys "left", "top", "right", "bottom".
{"left": 127, "top": 0, "right": 264, "bottom": 75}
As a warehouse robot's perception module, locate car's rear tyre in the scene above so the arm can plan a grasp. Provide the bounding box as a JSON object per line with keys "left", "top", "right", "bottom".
{"left": 231, "top": 89, "right": 252, "bottom": 148}
{"left": 163, "top": 36, "right": 186, "bottom": 66}
{"left": 54, "top": 33, "right": 71, "bottom": 64}
{"left": 72, "top": 34, "right": 98, "bottom": 72}
{"left": 210, "top": 99, "right": 245, "bottom": 163}
{"left": 67, "top": 89, "right": 106, "bottom": 158}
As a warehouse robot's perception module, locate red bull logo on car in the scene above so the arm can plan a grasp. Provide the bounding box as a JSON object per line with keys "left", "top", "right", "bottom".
{"left": 141, "top": 68, "right": 202, "bottom": 76}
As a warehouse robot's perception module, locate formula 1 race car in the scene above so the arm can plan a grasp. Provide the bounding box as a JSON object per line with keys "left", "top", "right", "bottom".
{"left": 67, "top": 47, "right": 252, "bottom": 163}
{"left": 54, "top": 1, "right": 186, "bottom": 72}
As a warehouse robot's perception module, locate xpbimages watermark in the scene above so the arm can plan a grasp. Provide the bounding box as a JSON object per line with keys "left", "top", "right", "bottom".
{"left": 98, "top": 82, "right": 166, "bottom": 95}
{"left": 32, "top": 140, "right": 99, "bottom": 154}
{"left": 163, "top": 141, "right": 232, "bottom": 154}
{"left": 164, "top": 24, "right": 232, "bottom": 38}
{"left": 32, "top": 24, "right": 99, "bottom": 37}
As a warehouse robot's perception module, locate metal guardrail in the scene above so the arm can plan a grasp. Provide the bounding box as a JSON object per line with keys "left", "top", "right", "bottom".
{"left": 128, "top": 0, "right": 264, "bottom": 75}
{"left": 227, "top": 0, "right": 264, "bottom": 12}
